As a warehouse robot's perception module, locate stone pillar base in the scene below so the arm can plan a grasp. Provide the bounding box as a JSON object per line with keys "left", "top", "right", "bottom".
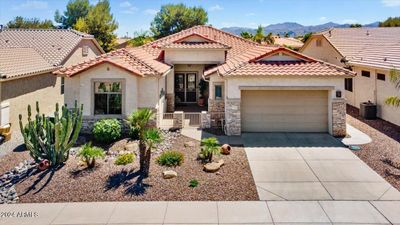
{"left": 173, "top": 111, "right": 184, "bottom": 128}
{"left": 225, "top": 99, "right": 241, "bottom": 136}
{"left": 332, "top": 98, "right": 346, "bottom": 137}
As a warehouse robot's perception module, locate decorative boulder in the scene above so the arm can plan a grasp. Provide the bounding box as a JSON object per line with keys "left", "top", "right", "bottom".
{"left": 163, "top": 170, "right": 178, "bottom": 179}
{"left": 184, "top": 141, "right": 196, "bottom": 147}
{"left": 125, "top": 142, "right": 139, "bottom": 152}
{"left": 204, "top": 159, "right": 224, "bottom": 173}
{"left": 38, "top": 159, "right": 50, "bottom": 171}
{"left": 221, "top": 144, "right": 231, "bottom": 155}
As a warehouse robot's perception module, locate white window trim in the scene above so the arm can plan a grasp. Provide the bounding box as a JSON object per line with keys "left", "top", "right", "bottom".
{"left": 91, "top": 79, "right": 126, "bottom": 117}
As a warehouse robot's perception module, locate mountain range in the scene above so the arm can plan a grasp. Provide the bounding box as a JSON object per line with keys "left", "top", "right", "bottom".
{"left": 221, "top": 22, "right": 380, "bottom": 36}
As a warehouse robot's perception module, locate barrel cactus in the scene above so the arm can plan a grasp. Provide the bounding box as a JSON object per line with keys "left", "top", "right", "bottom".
{"left": 19, "top": 101, "right": 83, "bottom": 167}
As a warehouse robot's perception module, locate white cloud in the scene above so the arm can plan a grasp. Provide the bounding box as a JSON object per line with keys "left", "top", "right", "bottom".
{"left": 119, "top": 1, "right": 132, "bottom": 7}
{"left": 209, "top": 4, "right": 223, "bottom": 11}
{"left": 144, "top": 9, "right": 158, "bottom": 15}
{"left": 246, "top": 12, "right": 256, "bottom": 16}
{"left": 120, "top": 1, "right": 138, "bottom": 14}
{"left": 319, "top": 16, "right": 327, "bottom": 21}
{"left": 342, "top": 19, "right": 358, "bottom": 24}
{"left": 382, "top": 0, "right": 400, "bottom": 7}
{"left": 13, "top": 0, "right": 48, "bottom": 10}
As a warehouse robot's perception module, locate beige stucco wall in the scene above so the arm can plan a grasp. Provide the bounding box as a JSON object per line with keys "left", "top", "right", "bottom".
{"left": 1, "top": 73, "right": 63, "bottom": 131}
{"left": 301, "top": 37, "right": 343, "bottom": 66}
{"left": 64, "top": 63, "right": 162, "bottom": 117}
{"left": 164, "top": 49, "right": 225, "bottom": 64}
{"left": 63, "top": 39, "right": 103, "bottom": 67}
{"left": 347, "top": 65, "right": 400, "bottom": 126}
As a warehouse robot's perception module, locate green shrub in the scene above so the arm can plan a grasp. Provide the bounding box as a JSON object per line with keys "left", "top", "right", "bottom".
{"left": 93, "top": 119, "right": 121, "bottom": 143}
{"left": 129, "top": 127, "right": 140, "bottom": 140}
{"left": 77, "top": 142, "right": 105, "bottom": 168}
{"left": 189, "top": 179, "right": 199, "bottom": 188}
{"left": 115, "top": 153, "right": 135, "bottom": 165}
{"left": 157, "top": 150, "right": 184, "bottom": 167}
{"left": 199, "top": 137, "right": 220, "bottom": 162}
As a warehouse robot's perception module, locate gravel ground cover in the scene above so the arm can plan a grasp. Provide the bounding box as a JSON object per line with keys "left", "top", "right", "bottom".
{"left": 347, "top": 105, "right": 400, "bottom": 190}
{"left": 0, "top": 132, "right": 258, "bottom": 202}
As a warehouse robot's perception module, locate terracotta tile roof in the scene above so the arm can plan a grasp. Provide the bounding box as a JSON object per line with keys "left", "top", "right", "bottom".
{"left": 0, "top": 28, "right": 102, "bottom": 66}
{"left": 317, "top": 27, "right": 400, "bottom": 69}
{"left": 0, "top": 47, "right": 58, "bottom": 79}
{"left": 225, "top": 61, "right": 355, "bottom": 77}
{"left": 55, "top": 25, "right": 353, "bottom": 78}
{"left": 162, "top": 42, "right": 230, "bottom": 49}
{"left": 54, "top": 48, "right": 171, "bottom": 77}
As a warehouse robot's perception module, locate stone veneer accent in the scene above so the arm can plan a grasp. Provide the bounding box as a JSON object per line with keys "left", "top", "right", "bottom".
{"left": 200, "top": 111, "right": 211, "bottom": 129}
{"left": 225, "top": 99, "right": 241, "bottom": 136}
{"left": 208, "top": 99, "right": 225, "bottom": 128}
{"left": 173, "top": 111, "right": 184, "bottom": 128}
{"left": 166, "top": 93, "right": 175, "bottom": 112}
{"left": 332, "top": 98, "right": 346, "bottom": 137}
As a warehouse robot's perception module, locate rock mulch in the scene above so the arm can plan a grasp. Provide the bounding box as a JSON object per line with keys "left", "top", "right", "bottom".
{"left": 0, "top": 160, "right": 36, "bottom": 203}
{"left": 347, "top": 105, "right": 400, "bottom": 191}
{"left": 0, "top": 132, "right": 258, "bottom": 203}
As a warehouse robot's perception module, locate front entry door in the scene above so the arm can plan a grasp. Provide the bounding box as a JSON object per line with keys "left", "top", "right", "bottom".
{"left": 174, "top": 72, "right": 197, "bottom": 104}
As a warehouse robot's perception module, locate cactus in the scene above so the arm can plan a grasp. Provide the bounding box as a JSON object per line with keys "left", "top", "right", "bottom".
{"left": 19, "top": 101, "right": 83, "bottom": 167}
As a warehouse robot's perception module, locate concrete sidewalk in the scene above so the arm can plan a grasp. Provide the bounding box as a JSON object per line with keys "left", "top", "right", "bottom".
{"left": 1, "top": 200, "right": 400, "bottom": 225}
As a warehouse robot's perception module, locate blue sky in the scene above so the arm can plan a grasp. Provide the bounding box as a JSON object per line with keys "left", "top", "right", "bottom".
{"left": 0, "top": 0, "right": 399, "bottom": 37}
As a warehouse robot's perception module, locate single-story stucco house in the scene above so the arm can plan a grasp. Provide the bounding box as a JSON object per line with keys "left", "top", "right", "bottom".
{"left": 301, "top": 27, "right": 400, "bottom": 126}
{"left": 55, "top": 25, "right": 354, "bottom": 136}
{"left": 0, "top": 28, "right": 104, "bottom": 133}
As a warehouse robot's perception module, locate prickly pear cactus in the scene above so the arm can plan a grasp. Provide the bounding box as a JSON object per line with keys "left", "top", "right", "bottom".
{"left": 19, "top": 101, "right": 83, "bottom": 167}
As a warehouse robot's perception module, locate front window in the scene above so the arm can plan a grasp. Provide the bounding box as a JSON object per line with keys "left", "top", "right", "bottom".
{"left": 94, "top": 81, "right": 122, "bottom": 115}
{"left": 345, "top": 78, "right": 353, "bottom": 92}
{"left": 215, "top": 84, "right": 223, "bottom": 100}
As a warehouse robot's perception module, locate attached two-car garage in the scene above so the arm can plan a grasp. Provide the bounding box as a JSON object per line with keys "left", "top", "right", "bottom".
{"left": 241, "top": 90, "right": 329, "bottom": 132}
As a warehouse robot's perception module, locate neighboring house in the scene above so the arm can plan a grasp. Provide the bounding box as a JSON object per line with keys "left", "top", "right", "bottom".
{"left": 55, "top": 25, "right": 354, "bottom": 136}
{"left": 115, "top": 38, "right": 131, "bottom": 49}
{"left": 272, "top": 36, "right": 304, "bottom": 50}
{"left": 0, "top": 28, "right": 104, "bottom": 132}
{"left": 300, "top": 27, "right": 400, "bottom": 126}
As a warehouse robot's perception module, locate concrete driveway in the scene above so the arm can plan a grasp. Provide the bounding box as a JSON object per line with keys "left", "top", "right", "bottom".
{"left": 243, "top": 133, "right": 400, "bottom": 201}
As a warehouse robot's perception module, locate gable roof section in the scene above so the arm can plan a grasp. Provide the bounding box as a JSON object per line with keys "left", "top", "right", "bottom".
{"left": 221, "top": 47, "right": 355, "bottom": 77}
{"left": 54, "top": 48, "right": 171, "bottom": 77}
{"left": 307, "top": 27, "right": 400, "bottom": 70}
{"left": 0, "top": 28, "right": 104, "bottom": 66}
{"left": 0, "top": 47, "right": 58, "bottom": 79}
{"left": 55, "top": 25, "right": 354, "bottom": 79}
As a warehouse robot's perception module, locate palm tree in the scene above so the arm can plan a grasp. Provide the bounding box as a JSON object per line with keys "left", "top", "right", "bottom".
{"left": 127, "top": 108, "right": 161, "bottom": 177}
{"left": 240, "top": 31, "right": 253, "bottom": 40}
{"left": 385, "top": 68, "right": 400, "bottom": 107}
{"left": 264, "top": 32, "right": 274, "bottom": 45}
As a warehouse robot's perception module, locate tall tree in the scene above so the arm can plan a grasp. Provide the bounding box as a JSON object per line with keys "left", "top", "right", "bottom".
{"left": 128, "top": 31, "right": 154, "bottom": 47}
{"left": 253, "top": 25, "right": 265, "bottom": 43}
{"left": 55, "top": 0, "right": 90, "bottom": 29}
{"left": 6, "top": 17, "right": 54, "bottom": 29}
{"left": 73, "top": 0, "right": 118, "bottom": 52}
{"left": 379, "top": 17, "right": 400, "bottom": 27}
{"left": 150, "top": 3, "right": 208, "bottom": 39}
{"left": 240, "top": 31, "right": 253, "bottom": 40}
{"left": 350, "top": 23, "right": 362, "bottom": 28}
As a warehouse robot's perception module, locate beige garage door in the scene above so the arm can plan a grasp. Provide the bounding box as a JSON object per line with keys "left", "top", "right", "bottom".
{"left": 241, "top": 90, "right": 329, "bottom": 132}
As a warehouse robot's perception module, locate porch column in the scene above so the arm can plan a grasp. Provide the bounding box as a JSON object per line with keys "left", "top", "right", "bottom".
{"left": 173, "top": 111, "right": 184, "bottom": 128}
{"left": 332, "top": 98, "right": 346, "bottom": 137}
{"left": 225, "top": 98, "right": 241, "bottom": 136}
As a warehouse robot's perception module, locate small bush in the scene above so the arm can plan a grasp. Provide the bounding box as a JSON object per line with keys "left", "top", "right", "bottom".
{"left": 199, "top": 137, "right": 220, "bottom": 162}
{"left": 77, "top": 142, "right": 105, "bottom": 168}
{"left": 189, "top": 179, "right": 199, "bottom": 188}
{"left": 93, "top": 119, "right": 121, "bottom": 143}
{"left": 157, "top": 150, "right": 184, "bottom": 167}
{"left": 129, "top": 127, "right": 140, "bottom": 140}
{"left": 115, "top": 153, "right": 135, "bottom": 165}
